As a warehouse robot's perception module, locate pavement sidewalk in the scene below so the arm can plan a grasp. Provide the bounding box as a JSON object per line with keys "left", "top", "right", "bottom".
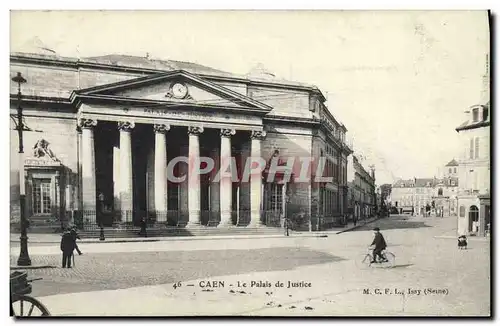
{"left": 10, "top": 216, "right": 381, "bottom": 245}
{"left": 33, "top": 248, "right": 487, "bottom": 317}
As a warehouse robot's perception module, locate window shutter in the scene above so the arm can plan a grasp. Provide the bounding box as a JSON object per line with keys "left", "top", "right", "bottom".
{"left": 475, "top": 137, "right": 480, "bottom": 159}
{"left": 469, "top": 138, "right": 474, "bottom": 159}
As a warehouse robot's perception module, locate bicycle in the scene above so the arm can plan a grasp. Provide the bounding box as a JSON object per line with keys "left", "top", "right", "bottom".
{"left": 10, "top": 271, "right": 50, "bottom": 316}
{"left": 360, "top": 248, "right": 395, "bottom": 268}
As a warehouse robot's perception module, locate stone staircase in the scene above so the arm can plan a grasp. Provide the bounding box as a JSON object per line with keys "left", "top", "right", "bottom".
{"left": 77, "top": 226, "right": 283, "bottom": 239}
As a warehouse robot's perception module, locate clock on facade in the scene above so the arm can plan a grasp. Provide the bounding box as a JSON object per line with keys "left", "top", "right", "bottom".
{"left": 171, "top": 82, "right": 188, "bottom": 99}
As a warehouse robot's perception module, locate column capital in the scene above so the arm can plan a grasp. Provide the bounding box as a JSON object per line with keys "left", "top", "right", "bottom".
{"left": 154, "top": 124, "right": 171, "bottom": 133}
{"left": 251, "top": 130, "right": 267, "bottom": 140}
{"left": 78, "top": 118, "right": 98, "bottom": 129}
{"left": 118, "top": 121, "right": 135, "bottom": 132}
{"left": 188, "top": 126, "right": 204, "bottom": 135}
{"left": 220, "top": 128, "right": 236, "bottom": 137}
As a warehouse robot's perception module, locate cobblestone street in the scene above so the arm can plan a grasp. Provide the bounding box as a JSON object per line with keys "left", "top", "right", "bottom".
{"left": 10, "top": 215, "right": 490, "bottom": 316}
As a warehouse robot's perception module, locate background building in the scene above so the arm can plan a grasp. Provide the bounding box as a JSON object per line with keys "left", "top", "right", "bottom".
{"left": 455, "top": 56, "right": 490, "bottom": 236}
{"left": 391, "top": 160, "right": 459, "bottom": 216}
{"left": 347, "top": 155, "right": 376, "bottom": 220}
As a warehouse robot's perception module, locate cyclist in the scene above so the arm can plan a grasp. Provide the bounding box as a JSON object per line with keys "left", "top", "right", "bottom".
{"left": 369, "top": 227, "right": 388, "bottom": 263}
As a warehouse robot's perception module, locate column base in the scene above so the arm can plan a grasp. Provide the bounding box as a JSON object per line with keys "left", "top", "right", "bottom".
{"left": 248, "top": 211, "right": 263, "bottom": 227}
{"left": 219, "top": 212, "right": 233, "bottom": 227}
{"left": 248, "top": 221, "right": 263, "bottom": 228}
{"left": 218, "top": 221, "right": 234, "bottom": 228}
{"left": 185, "top": 222, "right": 202, "bottom": 228}
{"left": 186, "top": 210, "right": 201, "bottom": 228}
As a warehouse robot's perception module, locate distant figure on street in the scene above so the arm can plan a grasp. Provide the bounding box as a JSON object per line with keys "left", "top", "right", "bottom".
{"left": 458, "top": 235, "right": 468, "bottom": 250}
{"left": 353, "top": 215, "right": 357, "bottom": 226}
{"left": 139, "top": 217, "right": 147, "bottom": 237}
{"left": 60, "top": 229, "right": 75, "bottom": 268}
{"left": 284, "top": 217, "right": 290, "bottom": 236}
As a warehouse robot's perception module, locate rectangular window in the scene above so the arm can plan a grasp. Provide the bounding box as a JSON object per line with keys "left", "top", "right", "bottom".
{"left": 472, "top": 108, "right": 479, "bottom": 122}
{"left": 319, "top": 187, "right": 324, "bottom": 216}
{"left": 469, "top": 138, "right": 474, "bottom": 159}
{"left": 475, "top": 137, "right": 479, "bottom": 159}
{"left": 32, "top": 178, "right": 51, "bottom": 215}
{"left": 483, "top": 108, "right": 489, "bottom": 121}
{"left": 454, "top": 167, "right": 457, "bottom": 173}
{"left": 270, "top": 184, "right": 284, "bottom": 215}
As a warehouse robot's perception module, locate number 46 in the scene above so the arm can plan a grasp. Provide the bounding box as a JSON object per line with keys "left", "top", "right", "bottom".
{"left": 173, "top": 282, "right": 182, "bottom": 289}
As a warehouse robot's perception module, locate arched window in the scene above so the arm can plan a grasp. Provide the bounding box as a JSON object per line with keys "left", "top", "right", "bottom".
{"left": 459, "top": 206, "right": 465, "bottom": 217}
{"left": 438, "top": 188, "right": 443, "bottom": 196}
{"left": 469, "top": 205, "right": 480, "bottom": 232}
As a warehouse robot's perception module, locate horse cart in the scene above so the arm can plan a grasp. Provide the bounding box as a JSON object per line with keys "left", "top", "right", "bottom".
{"left": 10, "top": 271, "right": 50, "bottom": 316}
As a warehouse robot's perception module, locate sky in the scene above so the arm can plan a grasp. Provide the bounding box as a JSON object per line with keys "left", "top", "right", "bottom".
{"left": 10, "top": 10, "right": 490, "bottom": 185}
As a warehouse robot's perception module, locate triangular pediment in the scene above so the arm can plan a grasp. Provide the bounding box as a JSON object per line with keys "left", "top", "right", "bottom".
{"left": 73, "top": 70, "right": 272, "bottom": 113}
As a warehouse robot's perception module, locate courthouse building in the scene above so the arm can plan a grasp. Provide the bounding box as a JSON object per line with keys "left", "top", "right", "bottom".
{"left": 10, "top": 51, "right": 353, "bottom": 231}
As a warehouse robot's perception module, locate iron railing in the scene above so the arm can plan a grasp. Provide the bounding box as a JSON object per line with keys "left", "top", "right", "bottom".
{"left": 13, "top": 209, "right": 356, "bottom": 232}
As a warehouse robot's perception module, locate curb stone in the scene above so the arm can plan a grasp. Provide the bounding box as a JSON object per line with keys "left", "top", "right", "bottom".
{"left": 10, "top": 234, "right": 331, "bottom": 245}
{"left": 10, "top": 265, "right": 57, "bottom": 270}
{"left": 335, "top": 217, "right": 382, "bottom": 234}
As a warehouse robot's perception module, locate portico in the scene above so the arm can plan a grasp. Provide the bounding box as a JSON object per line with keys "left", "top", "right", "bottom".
{"left": 10, "top": 51, "right": 352, "bottom": 235}
{"left": 74, "top": 70, "right": 270, "bottom": 228}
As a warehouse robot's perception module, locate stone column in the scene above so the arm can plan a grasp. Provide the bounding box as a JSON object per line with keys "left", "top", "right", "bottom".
{"left": 219, "top": 128, "right": 236, "bottom": 227}
{"left": 78, "top": 118, "right": 98, "bottom": 225}
{"left": 154, "top": 124, "right": 170, "bottom": 223}
{"left": 186, "top": 126, "right": 204, "bottom": 227}
{"left": 249, "top": 130, "right": 266, "bottom": 227}
{"left": 118, "top": 121, "right": 135, "bottom": 223}
{"left": 209, "top": 147, "right": 220, "bottom": 223}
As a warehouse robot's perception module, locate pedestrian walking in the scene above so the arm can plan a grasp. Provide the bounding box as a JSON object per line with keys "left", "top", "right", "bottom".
{"left": 60, "top": 229, "right": 75, "bottom": 268}
{"left": 139, "top": 217, "right": 148, "bottom": 237}
{"left": 284, "top": 217, "right": 290, "bottom": 236}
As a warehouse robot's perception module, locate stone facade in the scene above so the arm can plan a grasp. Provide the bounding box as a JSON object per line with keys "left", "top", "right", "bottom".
{"left": 391, "top": 171, "right": 459, "bottom": 217}
{"left": 455, "top": 54, "right": 490, "bottom": 237}
{"left": 346, "top": 155, "right": 376, "bottom": 220}
{"left": 10, "top": 52, "right": 353, "bottom": 230}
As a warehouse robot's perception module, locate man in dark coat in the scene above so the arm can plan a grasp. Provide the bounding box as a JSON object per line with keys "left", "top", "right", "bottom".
{"left": 370, "top": 227, "right": 388, "bottom": 263}
{"left": 139, "top": 217, "right": 147, "bottom": 237}
{"left": 60, "top": 230, "right": 75, "bottom": 268}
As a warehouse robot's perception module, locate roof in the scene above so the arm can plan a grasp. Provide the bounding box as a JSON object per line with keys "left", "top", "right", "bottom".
{"left": 83, "top": 54, "right": 235, "bottom": 77}
{"left": 456, "top": 102, "right": 490, "bottom": 132}
{"left": 393, "top": 177, "right": 459, "bottom": 188}
{"left": 11, "top": 51, "right": 321, "bottom": 91}
{"left": 445, "top": 159, "right": 458, "bottom": 167}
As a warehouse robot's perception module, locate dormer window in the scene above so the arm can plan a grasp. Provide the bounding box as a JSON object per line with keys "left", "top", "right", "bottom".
{"left": 472, "top": 108, "right": 479, "bottom": 122}
{"left": 483, "top": 107, "right": 489, "bottom": 121}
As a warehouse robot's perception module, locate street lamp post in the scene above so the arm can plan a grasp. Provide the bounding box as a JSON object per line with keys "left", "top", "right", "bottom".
{"left": 12, "top": 72, "right": 31, "bottom": 266}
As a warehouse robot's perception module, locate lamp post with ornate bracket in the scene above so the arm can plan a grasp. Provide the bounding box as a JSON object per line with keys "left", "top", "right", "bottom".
{"left": 12, "top": 72, "right": 31, "bottom": 266}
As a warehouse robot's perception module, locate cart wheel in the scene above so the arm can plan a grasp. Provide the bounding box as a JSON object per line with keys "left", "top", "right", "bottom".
{"left": 11, "top": 295, "right": 50, "bottom": 316}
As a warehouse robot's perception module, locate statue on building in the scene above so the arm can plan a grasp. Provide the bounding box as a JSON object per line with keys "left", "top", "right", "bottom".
{"left": 33, "top": 139, "right": 59, "bottom": 161}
